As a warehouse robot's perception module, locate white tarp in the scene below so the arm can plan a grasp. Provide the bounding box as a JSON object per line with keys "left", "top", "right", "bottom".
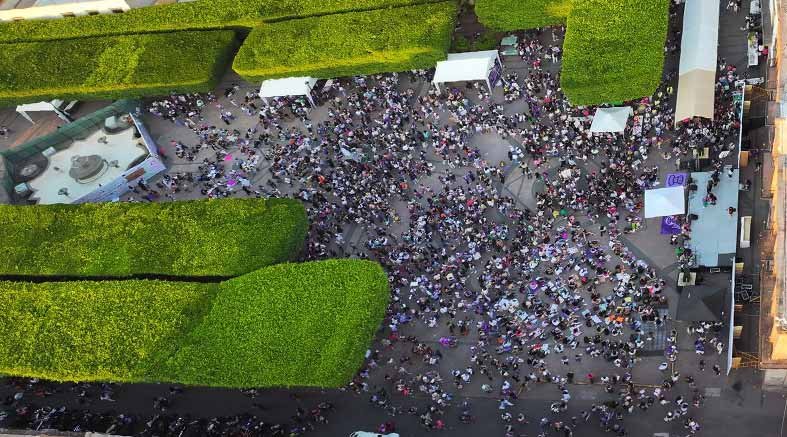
{"left": 644, "top": 186, "right": 686, "bottom": 218}
{"left": 589, "top": 107, "right": 633, "bottom": 133}
{"left": 259, "top": 77, "right": 318, "bottom": 107}
{"left": 433, "top": 50, "right": 500, "bottom": 93}
{"left": 679, "top": 0, "right": 719, "bottom": 74}
{"left": 16, "top": 100, "right": 71, "bottom": 124}
{"left": 675, "top": 69, "right": 716, "bottom": 122}
{"left": 675, "top": 0, "right": 719, "bottom": 123}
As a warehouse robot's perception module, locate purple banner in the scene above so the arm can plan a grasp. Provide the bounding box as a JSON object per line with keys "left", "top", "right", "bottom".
{"left": 665, "top": 172, "right": 687, "bottom": 187}
{"left": 660, "top": 215, "right": 682, "bottom": 235}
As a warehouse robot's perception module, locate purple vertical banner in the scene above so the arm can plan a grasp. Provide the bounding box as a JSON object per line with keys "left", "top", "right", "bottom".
{"left": 660, "top": 173, "right": 686, "bottom": 234}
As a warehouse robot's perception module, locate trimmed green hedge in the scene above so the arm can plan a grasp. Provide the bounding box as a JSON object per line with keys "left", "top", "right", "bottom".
{"left": 0, "top": 198, "right": 307, "bottom": 277}
{"left": 560, "top": 0, "right": 669, "bottom": 105}
{"left": 0, "top": 0, "right": 447, "bottom": 44}
{"left": 475, "top": 0, "right": 572, "bottom": 31}
{"left": 0, "top": 260, "right": 390, "bottom": 388}
{"left": 0, "top": 30, "right": 238, "bottom": 107}
{"left": 161, "top": 259, "right": 391, "bottom": 388}
{"left": 232, "top": 1, "right": 457, "bottom": 81}
{"left": 0, "top": 280, "right": 216, "bottom": 383}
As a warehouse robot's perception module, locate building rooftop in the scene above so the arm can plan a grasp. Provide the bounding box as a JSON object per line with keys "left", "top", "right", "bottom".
{"left": 25, "top": 119, "right": 148, "bottom": 204}
{"left": 686, "top": 169, "right": 740, "bottom": 267}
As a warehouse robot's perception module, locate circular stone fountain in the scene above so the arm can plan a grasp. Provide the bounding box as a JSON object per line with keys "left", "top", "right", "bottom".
{"left": 69, "top": 155, "right": 108, "bottom": 183}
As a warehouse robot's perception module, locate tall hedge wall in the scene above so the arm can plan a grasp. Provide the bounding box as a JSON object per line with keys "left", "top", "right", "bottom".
{"left": 475, "top": 0, "right": 572, "bottom": 31}
{"left": 0, "top": 30, "right": 238, "bottom": 107}
{"left": 232, "top": 1, "right": 457, "bottom": 81}
{"left": 0, "top": 280, "right": 217, "bottom": 383}
{"left": 0, "top": 0, "right": 447, "bottom": 44}
{"left": 161, "top": 260, "right": 391, "bottom": 388}
{"left": 560, "top": 0, "right": 669, "bottom": 105}
{"left": 0, "top": 198, "right": 307, "bottom": 277}
{"left": 0, "top": 260, "right": 390, "bottom": 388}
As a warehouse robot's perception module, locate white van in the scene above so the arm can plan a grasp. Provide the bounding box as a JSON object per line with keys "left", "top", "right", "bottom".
{"left": 350, "top": 432, "right": 400, "bottom": 437}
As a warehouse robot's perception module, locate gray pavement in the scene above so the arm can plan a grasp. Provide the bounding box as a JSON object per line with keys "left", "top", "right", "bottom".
{"left": 0, "top": 1, "right": 781, "bottom": 437}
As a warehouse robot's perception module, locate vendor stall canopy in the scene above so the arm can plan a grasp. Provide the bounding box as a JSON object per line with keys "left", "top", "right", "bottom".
{"left": 644, "top": 186, "right": 686, "bottom": 218}
{"left": 675, "top": 0, "right": 719, "bottom": 124}
{"left": 16, "top": 100, "right": 72, "bottom": 124}
{"left": 589, "top": 106, "right": 633, "bottom": 133}
{"left": 432, "top": 50, "right": 501, "bottom": 93}
{"left": 259, "top": 76, "right": 318, "bottom": 107}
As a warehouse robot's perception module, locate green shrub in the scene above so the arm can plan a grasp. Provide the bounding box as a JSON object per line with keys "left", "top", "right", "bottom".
{"left": 0, "top": 0, "right": 447, "bottom": 44}
{"left": 0, "top": 198, "right": 307, "bottom": 277}
{"left": 453, "top": 34, "right": 472, "bottom": 52}
{"left": 0, "top": 30, "right": 238, "bottom": 107}
{"left": 232, "top": 2, "right": 457, "bottom": 81}
{"left": 0, "top": 280, "right": 216, "bottom": 383}
{"left": 472, "top": 31, "right": 501, "bottom": 51}
{"left": 475, "top": 0, "right": 572, "bottom": 31}
{"left": 452, "top": 31, "right": 501, "bottom": 53}
{"left": 0, "top": 260, "right": 390, "bottom": 388}
{"left": 161, "top": 260, "right": 390, "bottom": 388}
{"left": 560, "top": 0, "right": 669, "bottom": 105}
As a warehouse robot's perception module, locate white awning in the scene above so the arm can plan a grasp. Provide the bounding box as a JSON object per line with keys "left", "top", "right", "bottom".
{"left": 678, "top": 0, "right": 719, "bottom": 75}
{"left": 16, "top": 100, "right": 71, "bottom": 124}
{"left": 644, "top": 186, "right": 686, "bottom": 218}
{"left": 17, "top": 101, "right": 58, "bottom": 112}
{"left": 675, "top": 0, "right": 719, "bottom": 124}
{"left": 445, "top": 50, "right": 500, "bottom": 62}
{"left": 675, "top": 69, "right": 716, "bottom": 122}
{"left": 433, "top": 50, "right": 500, "bottom": 90}
{"left": 259, "top": 77, "right": 317, "bottom": 99}
{"left": 589, "top": 107, "right": 633, "bottom": 133}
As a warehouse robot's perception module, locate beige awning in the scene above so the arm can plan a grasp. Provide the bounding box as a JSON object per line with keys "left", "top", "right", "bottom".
{"left": 674, "top": 69, "right": 716, "bottom": 124}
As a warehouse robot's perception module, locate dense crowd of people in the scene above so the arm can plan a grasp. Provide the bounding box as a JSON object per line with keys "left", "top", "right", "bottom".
{"left": 0, "top": 378, "right": 334, "bottom": 436}
{"left": 1, "top": 2, "right": 750, "bottom": 436}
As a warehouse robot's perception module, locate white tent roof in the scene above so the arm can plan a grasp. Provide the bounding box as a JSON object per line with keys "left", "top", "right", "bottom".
{"left": 433, "top": 50, "right": 498, "bottom": 85}
{"left": 16, "top": 101, "right": 58, "bottom": 113}
{"left": 644, "top": 186, "right": 686, "bottom": 218}
{"left": 589, "top": 107, "right": 633, "bottom": 133}
{"left": 675, "top": 69, "right": 716, "bottom": 122}
{"left": 259, "top": 77, "right": 317, "bottom": 99}
{"left": 16, "top": 100, "right": 73, "bottom": 124}
{"left": 678, "top": 0, "right": 720, "bottom": 75}
{"left": 446, "top": 50, "right": 500, "bottom": 61}
{"left": 674, "top": 0, "right": 719, "bottom": 123}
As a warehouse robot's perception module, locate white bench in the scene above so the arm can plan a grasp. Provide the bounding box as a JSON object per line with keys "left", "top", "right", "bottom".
{"left": 740, "top": 215, "right": 752, "bottom": 248}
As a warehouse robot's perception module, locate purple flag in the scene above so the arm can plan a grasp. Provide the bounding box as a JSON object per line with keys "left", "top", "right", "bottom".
{"left": 660, "top": 215, "right": 682, "bottom": 235}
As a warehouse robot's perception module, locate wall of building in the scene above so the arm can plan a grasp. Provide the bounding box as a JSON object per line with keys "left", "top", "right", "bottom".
{"left": 72, "top": 153, "right": 165, "bottom": 203}
{"left": 0, "top": 0, "right": 130, "bottom": 22}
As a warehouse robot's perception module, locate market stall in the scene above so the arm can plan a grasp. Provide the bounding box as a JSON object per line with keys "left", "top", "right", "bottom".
{"left": 432, "top": 50, "right": 503, "bottom": 94}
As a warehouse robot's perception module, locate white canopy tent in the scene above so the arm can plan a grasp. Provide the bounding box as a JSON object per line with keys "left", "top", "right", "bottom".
{"left": 675, "top": 0, "right": 719, "bottom": 124}
{"left": 432, "top": 50, "right": 502, "bottom": 93}
{"left": 259, "top": 77, "right": 318, "bottom": 107}
{"left": 644, "top": 186, "right": 686, "bottom": 218}
{"left": 589, "top": 107, "right": 633, "bottom": 133}
{"left": 16, "top": 100, "right": 73, "bottom": 124}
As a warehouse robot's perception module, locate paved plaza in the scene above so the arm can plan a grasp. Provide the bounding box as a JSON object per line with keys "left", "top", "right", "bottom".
{"left": 0, "top": 2, "right": 782, "bottom": 437}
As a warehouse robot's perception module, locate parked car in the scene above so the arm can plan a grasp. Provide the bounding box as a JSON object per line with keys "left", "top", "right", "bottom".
{"left": 350, "top": 432, "right": 400, "bottom": 437}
